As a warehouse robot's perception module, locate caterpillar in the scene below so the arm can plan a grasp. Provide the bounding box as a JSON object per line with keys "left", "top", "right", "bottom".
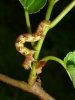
{"left": 15, "top": 20, "right": 50, "bottom": 70}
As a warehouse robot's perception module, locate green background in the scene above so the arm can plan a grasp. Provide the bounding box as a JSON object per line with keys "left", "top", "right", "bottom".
{"left": 0, "top": 0, "right": 75, "bottom": 100}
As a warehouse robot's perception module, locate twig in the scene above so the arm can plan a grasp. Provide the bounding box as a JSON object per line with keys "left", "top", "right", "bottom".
{"left": 0, "top": 73, "right": 55, "bottom": 100}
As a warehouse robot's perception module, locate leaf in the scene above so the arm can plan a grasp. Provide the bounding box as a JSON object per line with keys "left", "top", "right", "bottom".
{"left": 19, "top": 0, "right": 47, "bottom": 14}
{"left": 64, "top": 51, "right": 75, "bottom": 87}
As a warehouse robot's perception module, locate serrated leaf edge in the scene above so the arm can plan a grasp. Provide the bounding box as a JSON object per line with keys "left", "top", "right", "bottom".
{"left": 29, "top": 0, "right": 47, "bottom": 14}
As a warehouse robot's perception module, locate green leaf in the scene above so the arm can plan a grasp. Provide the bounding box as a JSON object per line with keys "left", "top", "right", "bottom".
{"left": 64, "top": 51, "right": 75, "bottom": 87}
{"left": 19, "top": 0, "right": 47, "bottom": 14}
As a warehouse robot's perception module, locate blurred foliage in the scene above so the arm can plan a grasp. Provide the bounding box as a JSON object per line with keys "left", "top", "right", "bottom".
{"left": 0, "top": 0, "right": 75, "bottom": 100}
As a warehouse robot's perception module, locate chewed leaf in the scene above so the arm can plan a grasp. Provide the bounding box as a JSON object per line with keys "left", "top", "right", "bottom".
{"left": 64, "top": 51, "right": 75, "bottom": 87}
{"left": 19, "top": 0, "right": 47, "bottom": 14}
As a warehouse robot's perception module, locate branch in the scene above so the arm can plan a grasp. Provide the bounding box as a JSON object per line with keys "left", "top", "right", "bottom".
{"left": 0, "top": 73, "right": 55, "bottom": 100}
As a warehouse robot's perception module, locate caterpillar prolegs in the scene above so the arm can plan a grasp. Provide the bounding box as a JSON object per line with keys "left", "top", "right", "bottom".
{"left": 15, "top": 20, "right": 50, "bottom": 70}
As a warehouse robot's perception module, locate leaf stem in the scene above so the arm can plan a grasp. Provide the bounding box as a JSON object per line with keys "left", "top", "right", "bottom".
{"left": 28, "top": 63, "right": 37, "bottom": 85}
{"left": 45, "top": 0, "right": 58, "bottom": 21}
{"left": 41, "top": 56, "right": 67, "bottom": 70}
{"left": 41, "top": 56, "right": 72, "bottom": 80}
{"left": 24, "top": 10, "right": 35, "bottom": 47}
{"left": 24, "top": 10, "right": 32, "bottom": 33}
{"left": 34, "top": 27, "right": 49, "bottom": 60}
{"left": 50, "top": 0, "right": 75, "bottom": 28}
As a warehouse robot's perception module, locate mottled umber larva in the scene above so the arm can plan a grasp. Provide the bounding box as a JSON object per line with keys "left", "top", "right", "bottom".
{"left": 15, "top": 20, "right": 50, "bottom": 69}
